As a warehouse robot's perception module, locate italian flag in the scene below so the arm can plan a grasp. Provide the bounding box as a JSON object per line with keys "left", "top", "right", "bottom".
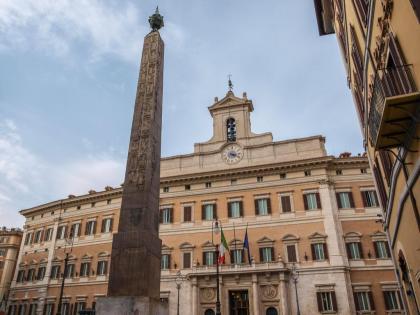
{"left": 219, "top": 227, "right": 229, "bottom": 264}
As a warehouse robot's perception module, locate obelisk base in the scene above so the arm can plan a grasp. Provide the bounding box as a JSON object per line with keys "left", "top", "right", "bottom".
{"left": 96, "top": 296, "right": 168, "bottom": 315}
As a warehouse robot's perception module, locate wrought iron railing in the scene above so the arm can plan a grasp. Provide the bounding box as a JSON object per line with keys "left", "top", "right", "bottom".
{"left": 368, "top": 64, "right": 417, "bottom": 147}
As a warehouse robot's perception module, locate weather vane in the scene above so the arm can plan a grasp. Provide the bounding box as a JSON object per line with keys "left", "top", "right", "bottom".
{"left": 149, "top": 6, "right": 164, "bottom": 31}
{"left": 228, "top": 74, "right": 233, "bottom": 91}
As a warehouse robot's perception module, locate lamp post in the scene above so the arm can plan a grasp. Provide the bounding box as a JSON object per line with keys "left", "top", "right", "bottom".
{"left": 212, "top": 220, "right": 221, "bottom": 315}
{"left": 175, "top": 270, "right": 182, "bottom": 315}
{"left": 291, "top": 263, "right": 301, "bottom": 315}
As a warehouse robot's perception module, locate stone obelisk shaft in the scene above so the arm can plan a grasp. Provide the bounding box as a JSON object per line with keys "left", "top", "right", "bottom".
{"left": 107, "top": 30, "right": 164, "bottom": 298}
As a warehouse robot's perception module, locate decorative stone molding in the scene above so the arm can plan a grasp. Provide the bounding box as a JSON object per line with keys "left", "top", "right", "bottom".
{"left": 261, "top": 284, "right": 278, "bottom": 300}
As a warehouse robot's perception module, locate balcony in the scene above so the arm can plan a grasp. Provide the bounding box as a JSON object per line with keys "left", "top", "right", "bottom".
{"left": 368, "top": 64, "right": 420, "bottom": 150}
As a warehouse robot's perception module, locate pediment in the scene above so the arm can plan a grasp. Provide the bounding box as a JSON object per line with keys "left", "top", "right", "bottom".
{"left": 344, "top": 232, "right": 362, "bottom": 238}
{"left": 179, "top": 242, "right": 195, "bottom": 249}
{"left": 282, "top": 234, "right": 299, "bottom": 241}
{"left": 257, "top": 236, "right": 274, "bottom": 243}
{"left": 208, "top": 91, "right": 253, "bottom": 115}
{"left": 201, "top": 241, "right": 214, "bottom": 248}
{"left": 308, "top": 232, "right": 327, "bottom": 239}
{"left": 229, "top": 238, "right": 242, "bottom": 246}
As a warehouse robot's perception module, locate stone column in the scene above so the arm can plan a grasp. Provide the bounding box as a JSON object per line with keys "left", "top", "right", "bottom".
{"left": 278, "top": 273, "right": 289, "bottom": 315}
{"left": 252, "top": 274, "right": 260, "bottom": 315}
{"left": 191, "top": 278, "right": 198, "bottom": 315}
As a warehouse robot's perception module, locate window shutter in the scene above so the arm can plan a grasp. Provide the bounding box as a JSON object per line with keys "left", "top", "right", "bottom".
{"left": 361, "top": 191, "right": 367, "bottom": 207}
{"left": 92, "top": 222, "right": 97, "bottom": 234}
{"left": 109, "top": 219, "right": 113, "bottom": 233}
{"left": 349, "top": 192, "right": 355, "bottom": 208}
{"left": 383, "top": 291, "right": 391, "bottom": 310}
{"left": 336, "top": 193, "right": 342, "bottom": 209}
{"left": 323, "top": 243, "right": 329, "bottom": 259}
{"left": 267, "top": 199, "right": 272, "bottom": 214}
{"left": 331, "top": 291, "right": 338, "bottom": 311}
{"left": 353, "top": 292, "right": 360, "bottom": 311}
{"left": 373, "top": 164, "right": 388, "bottom": 208}
{"left": 254, "top": 199, "right": 259, "bottom": 215}
{"left": 159, "top": 210, "right": 163, "bottom": 224}
{"left": 40, "top": 230, "right": 44, "bottom": 243}
{"left": 170, "top": 208, "right": 174, "bottom": 223}
{"left": 241, "top": 249, "right": 244, "bottom": 263}
{"left": 368, "top": 291, "right": 375, "bottom": 310}
{"left": 303, "top": 194, "right": 308, "bottom": 210}
{"left": 287, "top": 245, "right": 297, "bottom": 262}
{"left": 239, "top": 201, "right": 244, "bottom": 217}
{"left": 358, "top": 242, "right": 364, "bottom": 259}
{"left": 259, "top": 248, "right": 263, "bottom": 262}
{"left": 385, "top": 241, "right": 391, "bottom": 258}
{"left": 201, "top": 205, "right": 205, "bottom": 220}
{"left": 270, "top": 247, "right": 275, "bottom": 261}
{"left": 228, "top": 202, "right": 232, "bottom": 218}
{"left": 373, "top": 241, "right": 379, "bottom": 258}
{"left": 311, "top": 244, "right": 316, "bottom": 260}
{"left": 104, "top": 261, "right": 108, "bottom": 275}
{"left": 281, "top": 196, "right": 291, "bottom": 213}
{"left": 202, "top": 252, "right": 207, "bottom": 266}
{"left": 168, "top": 255, "right": 171, "bottom": 269}
{"left": 316, "top": 292, "right": 323, "bottom": 312}
{"left": 96, "top": 262, "right": 100, "bottom": 275}
{"left": 101, "top": 220, "right": 105, "bottom": 233}
{"left": 230, "top": 250, "right": 234, "bottom": 264}
{"left": 184, "top": 206, "right": 191, "bottom": 222}
{"left": 213, "top": 252, "right": 217, "bottom": 264}
{"left": 379, "top": 150, "right": 393, "bottom": 185}
{"left": 213, "top": 203, "right": 217, "bottom": 219}
{"left": 346, "top": 243, "right": 352, "bottom": 259}
{"left": 315, "top": 193, "right": 322, "bottom": 209}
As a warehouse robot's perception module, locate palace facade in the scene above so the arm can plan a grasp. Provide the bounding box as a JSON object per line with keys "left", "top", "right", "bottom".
{"left": 8, "top": 90, "right": 403, "bottom": 315}
{"left": 313, "top": 1, "right": 420, "bottom": 313}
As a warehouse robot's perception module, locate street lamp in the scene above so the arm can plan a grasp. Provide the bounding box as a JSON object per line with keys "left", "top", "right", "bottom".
{"left": 175, "top": 270, "right": 182, "bottom": 315}
{"left": 291, "top": 263, "right": 301, "bottom": 315}
{"left": 212, "top": 220, "right": 221, "bottom": 315}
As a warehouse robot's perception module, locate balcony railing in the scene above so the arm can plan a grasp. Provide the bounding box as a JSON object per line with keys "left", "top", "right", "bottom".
{"left": 368, "top": 64, "right": 420, "bottom": 150}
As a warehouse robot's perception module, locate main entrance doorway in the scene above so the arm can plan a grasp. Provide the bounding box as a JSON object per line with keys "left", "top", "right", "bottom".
{"left": 229, "top": 290, "right": 250, "bottom": 315}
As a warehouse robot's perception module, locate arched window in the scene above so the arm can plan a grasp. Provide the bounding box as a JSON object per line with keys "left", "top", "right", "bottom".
{"left": 204, "top": 309, "right": 215, "bottom": 315}
{"left": 226, "top": 118, "right": 236, "bottom": 142}
{"left": 266, "top": 307, "right": 278, "bottom": 315}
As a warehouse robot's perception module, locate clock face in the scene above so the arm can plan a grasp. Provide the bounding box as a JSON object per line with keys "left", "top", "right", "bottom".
{"left": 222, "top": 144, "right": 243, "bottom": 164}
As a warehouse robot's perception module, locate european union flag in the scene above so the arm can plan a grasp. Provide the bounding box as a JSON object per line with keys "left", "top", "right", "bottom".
{"left": 243, "top": 225, "right": 252, "bottom": 265}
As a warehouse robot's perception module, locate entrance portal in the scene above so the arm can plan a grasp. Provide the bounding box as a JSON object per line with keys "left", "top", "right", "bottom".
{"left": 229, "top": 290, "right": 250, "bottom": 315}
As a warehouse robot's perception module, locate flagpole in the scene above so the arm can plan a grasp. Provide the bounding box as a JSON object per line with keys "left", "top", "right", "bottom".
{"left": 233, "top": 222, "right": 237, "bottom": 265}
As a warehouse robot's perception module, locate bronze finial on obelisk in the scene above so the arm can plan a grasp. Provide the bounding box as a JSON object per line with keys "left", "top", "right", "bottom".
{"left": 97, "top": 8, "right": 166, "bottom": 315}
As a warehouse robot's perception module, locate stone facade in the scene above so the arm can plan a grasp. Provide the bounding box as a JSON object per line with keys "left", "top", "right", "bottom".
{"left": 7, "top": 90, "right": 402, "bottom": 315}
{"left": 314, "top": 1, "right": 420, "bottom": 313}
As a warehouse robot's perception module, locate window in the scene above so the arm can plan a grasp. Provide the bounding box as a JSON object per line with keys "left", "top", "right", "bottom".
{"left": 97, "top": 261, "right": 108, "bottom": 275}
{"left": 280, "top": 195, "right": 292, "bottom": 213}
{"left": 361, "top": 190, "right": 378, "bottom": 207}
{"left": 161, "top": 254, "right": 170, "bottom": 270}
{"left": 50, "top": 265, "right": 60, "bottom": 279}
{"left": 280, "top": 173, "right": 286, "bottom": 179}
{"left": 44, "top": 228, "right": 53, "bottom": 242}
{"left": 17, "top": 305, "right": 26, "bottom": 315}
{"left": 64, "top": 264, "right": 75, "bottom": 278}
{"left": 226, "top": 118, "right": 236, "bottom": 142}
{"left": 183, "top": 252, "right": 191, "bottom": 269}
{"left": 17, "top": 270, "right": 25, "bottom": 282}
{"left": 354, "top": 291, "right": 375, "bottom": 311}
{"left": 44, "top": 304, "right": 54, "bottom": 315}
{"left": 304, "top": 170, "right": 311, "bottom": 176}
{"left": 101, "top": 218, "right": 113, "bottom": 233}
{"left": 231, "top": 179, "right": 237, "bottom": 185}
{"left": 374, "top": 241, "right": 390, "bottom": 259}
{"left": 383, "top": 290, "right": 403, "bottom": 311}
{"left": 286, "top": 245, "right": 297, "bottom": 263}
{"left": 0, "top": 261, "right": 3, "bottom": 269}
{"left": 24, "top": 232, "right": 33, "bottom": 245}
{"left": 255, "top": 198, "right": 271, "bottom": 216}
{"left": 360, "top": 168, "right": 367, "bottom": 174}
{"left": 230, "top": 249, "right": 243, "bottom": 264}
{"left": 185, "top": 184, "right": 191, "bottom": 191}
{"left": 160, "top": 208, "right": 173, "bottom": 224}
{"left": 203, "top": 251, "right": 216, "bottom": 266}
{"left": 107, "top": 199, "right": 112, "bottom": 205}
{"left": 85, "top": 221, "right": 96, "bottom": 235}
{"left": 353, "top": 0, "right": 369, "bottom": 26}
{"left": 183, "top": 206, "right": 192, "bottom": 222}
{"left": 266, "top": 307, "right": 278, "bottom": 315}
{"left": 28, "top": 304, "right": 37, "bottom": 315}
{"left": 34, "top": 230, "right": 42, "bottom": 243}
{"left": 257, "top": 176, "right": 263, "bottom": 182}
{"left": 336, "top": 192, "right": 355, "bottom": 209}
{"left": 336, "top": 169, "right": 342, "bottom": 175}
{"left": 202, "top": 204, "right": 216, "bottom": 221}
{"left": 304, "top": 193, "right": 321, "bottom": 210}
{"left": 228, "top": 201, "right": 243, "bottom": 218}
{"left": 205, "top": 182, "right": 212, "bottom": 188}
{"left": 70, "top": 223, "right": 81, "bottom": 238}
{"left": 37, "top": 266, "right": 46, "bottom": 280}
{"left": 27, "top": 268, "right": 35, "bottom": 281}
{"left": 204, "top": 309, "right": 215, "bottom": 315}
{"left": 56, "top": 226, "right": 67, "bottom": 240}
{"left": 260, "top": 247, "right": 274, "bottom": 262}
{"left": 163, "top": 186, "right": 169, "bottom": 193}
{"left": 316, "top": 291, "right": 337, "bottom": 312}
{"left": 311, "top": 243, "right": 328, "bottom": 261}
{"left": 0, "top": 249, "right": 6, "bottom": 256}
{"left": 61, "top": 303, "right": 69, "bottom": 315}
{"left": 91, "top": 202, "right": 96, "bottom": 207}
{"left": 7, "top": 305, "right": 17, "bottom": 315}
{"left": 80, "top": 262, "right": 91, "bottom": 277}
{"left": 74, "top": 303, "right": 86, "bottom": 313}
{"left": 346, "top": 242, "right": 363, "bottom": 259}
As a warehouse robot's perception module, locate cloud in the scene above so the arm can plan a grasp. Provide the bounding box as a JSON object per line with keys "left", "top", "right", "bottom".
{"left": 0, "top": 0, "right": 148, "bottom": 63}
{"left": 0, "top": 118, "right": 125, "bottom": 227}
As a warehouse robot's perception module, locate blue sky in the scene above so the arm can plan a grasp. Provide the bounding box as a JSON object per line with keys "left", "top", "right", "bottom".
{"left": 0, "top": 1, "right": 363, "bottom": 227}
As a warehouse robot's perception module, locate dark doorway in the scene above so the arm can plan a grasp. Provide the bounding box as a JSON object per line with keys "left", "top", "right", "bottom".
{"left": 204, "top": 309, "right": 215, "bottom": 315}
{"left": 229, "top": 290, "right": 250, "bottom": 315}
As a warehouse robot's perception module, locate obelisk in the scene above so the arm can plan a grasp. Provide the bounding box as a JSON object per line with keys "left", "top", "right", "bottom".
{"left": 96, "top": 8, "right": 166, "bottom": 315}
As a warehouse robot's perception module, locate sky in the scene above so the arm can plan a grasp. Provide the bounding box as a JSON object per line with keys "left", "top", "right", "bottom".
{"left": 0, "top": 1, "right": 364, "bottom": 227}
